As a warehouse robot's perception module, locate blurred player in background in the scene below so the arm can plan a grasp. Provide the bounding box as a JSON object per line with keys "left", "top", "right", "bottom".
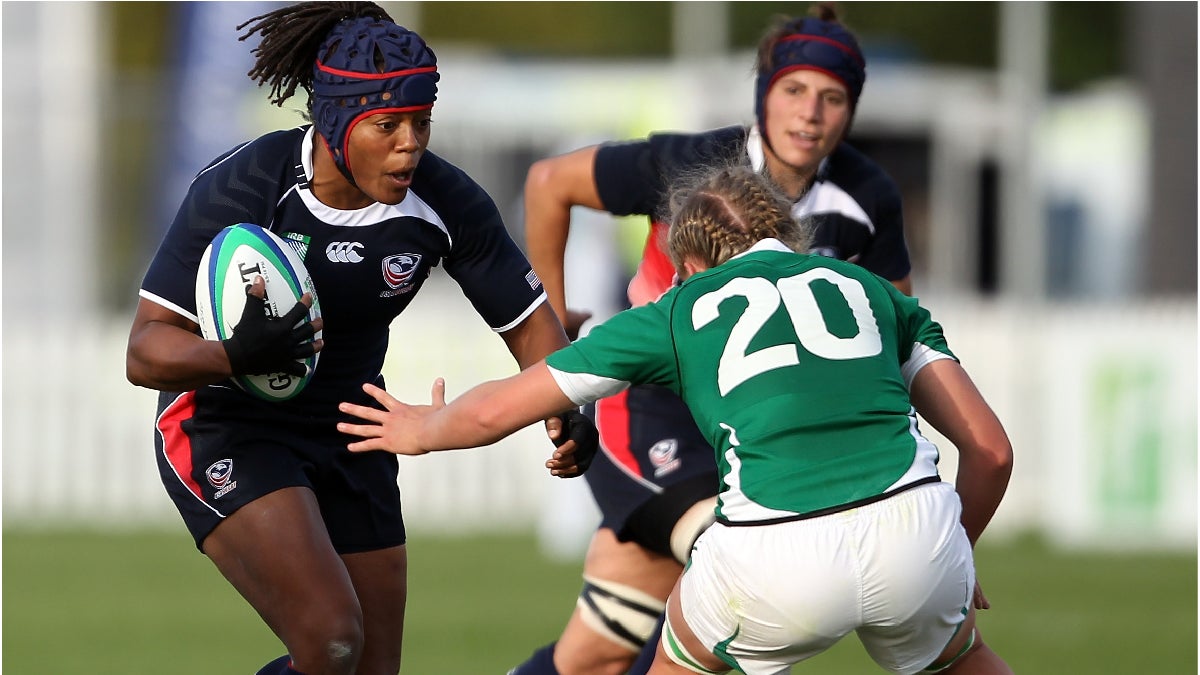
{"left": 337, "top": 163, "right": 1014, "bottom": 675}
{"left": 512, "top": 4, "right": 913, "bottom": 674}
{"left": 125, "top": 3, "right": 595, "bottom": 674}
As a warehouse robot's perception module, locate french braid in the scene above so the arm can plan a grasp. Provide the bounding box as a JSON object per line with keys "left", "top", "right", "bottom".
{"left": 667, "top": 164, "right": 813, "bottom": 271}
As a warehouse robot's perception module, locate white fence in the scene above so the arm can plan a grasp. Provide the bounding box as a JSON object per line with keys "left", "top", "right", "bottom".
{"left": 3, "top": 277, "right": 1195, "bottom": 553}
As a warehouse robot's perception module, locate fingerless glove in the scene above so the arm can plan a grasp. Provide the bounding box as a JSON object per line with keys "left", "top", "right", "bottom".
{"left": 222, "top": 292, "right": 316, "bottom": 377}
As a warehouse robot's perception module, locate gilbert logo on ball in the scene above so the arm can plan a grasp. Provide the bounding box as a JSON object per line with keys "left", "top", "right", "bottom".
{"left": 195, "top": 223, "right": 321, "bottom": 401}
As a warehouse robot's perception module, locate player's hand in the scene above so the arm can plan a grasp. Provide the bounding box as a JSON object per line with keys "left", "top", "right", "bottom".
{"left": 338, "top": 380, "right": 446, "bottom": 455}
{"left": 563, "top": 308, "right": 594, "bottom": 341}
{"left": 544, "top": 409, "right": 598, "bottom": 478}
{"left": 973, "top": 580, "right": 990, "bottom": 610}
{"left": 222, "top": 276, "right": 323, "bottom": 376}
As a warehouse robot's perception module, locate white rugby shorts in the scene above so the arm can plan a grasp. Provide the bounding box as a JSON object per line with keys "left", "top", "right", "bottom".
{"left": 678, "top": 481, "right": 974, "bottom": 675}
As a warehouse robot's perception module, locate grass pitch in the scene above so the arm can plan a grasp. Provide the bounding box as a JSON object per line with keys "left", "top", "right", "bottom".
{"left": 3, "top": 528, "right": 1195, "bottom": 674}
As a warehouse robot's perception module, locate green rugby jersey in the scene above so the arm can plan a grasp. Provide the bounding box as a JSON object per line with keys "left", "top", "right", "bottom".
{"left": 546, "top": 239, "right": 956, "bottom": 523}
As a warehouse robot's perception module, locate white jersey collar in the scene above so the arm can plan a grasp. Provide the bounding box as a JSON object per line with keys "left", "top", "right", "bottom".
{"left": 731, "top": 238, "right": 793, "bottom": 261}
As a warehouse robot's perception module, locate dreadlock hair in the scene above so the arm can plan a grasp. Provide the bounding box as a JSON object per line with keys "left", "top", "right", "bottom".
{"left": 666, "top": 163, "right": 813, "bottom": 272}
{"left": 237, "top": 2, "right": 394, "bottom": 110}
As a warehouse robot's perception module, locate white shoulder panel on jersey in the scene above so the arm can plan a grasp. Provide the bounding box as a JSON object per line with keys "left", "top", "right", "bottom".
{"left": 546, "top": 366, "right": 629, "bottom": 407}
{"left": 900, "top": 343, "right": 955, "bottom": 390}
{"left": 792, "top": 181, "right": 875, "bottom": 235}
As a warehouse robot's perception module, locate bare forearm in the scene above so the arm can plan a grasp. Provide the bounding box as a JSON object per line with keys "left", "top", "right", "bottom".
{"left": 127, "top": 323, "right": 233, "bottom": 391}
{"left": 955, "top": 450, "right": 1013, "bottom": 545}
{"left": 524, "top": 196, "right": 571, "bottom": 321}
{"left": 417, "top": 366, "right": 572, "bottom": 451}
{"left": 417, "top": 380, "right": 538, "bottom": 450}
{"left": 523, "top": 148, "right": 604, "bottom": 321}
{"left": 910, "top": 359, "right": 1013, "bottom": 545}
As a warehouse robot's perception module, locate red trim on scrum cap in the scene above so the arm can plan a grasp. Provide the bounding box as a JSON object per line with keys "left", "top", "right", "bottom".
{"left": 340, "top": 105, "right": 435, "bottom": 178}
{"left": 778, "top": 33, "right": 865, "bottom": 66}
{"left": 766, "top": 63, "right": 853, "bottom": 97}
{"left": 315, "top": 60, "right": 438, "bottom": 81}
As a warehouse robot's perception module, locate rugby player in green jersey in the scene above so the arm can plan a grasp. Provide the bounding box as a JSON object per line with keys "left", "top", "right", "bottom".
{"left": 339, "top": 164, "right": 1013, "bottom": 675}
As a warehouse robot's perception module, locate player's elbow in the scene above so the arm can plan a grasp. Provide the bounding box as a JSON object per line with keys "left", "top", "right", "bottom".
{"left": 524, "top": 156, "right": 563, "bottom": 203}
{"left": 975, "top": 431, "right": 1014, "bottom": 485}
{"left": 125, "top": 358, "right": 148, "bottom": 388}
{"left": 125, "top": 356, "right": 176, "bottom": 391}
{"left": 125, "top": 343, "right": 158, "bottom": 389}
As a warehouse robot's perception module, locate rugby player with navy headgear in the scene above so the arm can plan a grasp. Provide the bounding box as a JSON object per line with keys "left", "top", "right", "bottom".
{"left": 125, "top": 3, "right": 597, "bottom": 674}
{"left": 512, "top": 4, "right": 914, "bottom": 675}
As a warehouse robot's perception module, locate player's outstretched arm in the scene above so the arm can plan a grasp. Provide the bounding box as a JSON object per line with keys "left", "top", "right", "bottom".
{"left": 909, "top": 358, "right": 1013, "bottom": 547}
{"left": 338, "top": 363, "right": 576, "bottom": 455}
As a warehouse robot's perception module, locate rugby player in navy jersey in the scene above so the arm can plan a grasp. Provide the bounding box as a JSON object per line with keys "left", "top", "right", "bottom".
{"left": 338, "top": 164, "right": 1013, "bottom": 675}
{"left": 125, "top": 4, "right": 596, "bottom": 674}
{"left": 512, "top": 4, "right": 914, "bottom": 675}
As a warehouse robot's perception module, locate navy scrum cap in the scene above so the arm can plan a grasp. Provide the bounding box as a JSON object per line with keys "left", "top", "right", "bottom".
{"left": 311, "top": 16, "right": 439, "bottom": 184}
{"left": 754, "top": 17, "right": 866, "bottom": 138}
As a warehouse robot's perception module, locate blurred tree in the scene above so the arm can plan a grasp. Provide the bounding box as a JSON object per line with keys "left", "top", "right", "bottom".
{"left": 1050, "top": 2, "right": 1125, "bottom": 90}
{"left": 734, "top": 2, "right": 1000, "bottom": 69}
{"left": 420, "top": 1, "right": 673, "bottom": 57}
{"left": 417, "top": 2, "right": 1124, "bottom": 90}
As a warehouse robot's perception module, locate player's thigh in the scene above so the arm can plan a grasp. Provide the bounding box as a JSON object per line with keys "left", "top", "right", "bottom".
{"left": 203, "top": 486, "right": 361, "bottom": 643}
{"left": 342, "top": 545, "right": 408, "bottom": 674}
{"left": 582, "top": 527, "right": 684, "bottom": 596}
{"left": 555, "top": 529, "right": 682, "bottom": 668}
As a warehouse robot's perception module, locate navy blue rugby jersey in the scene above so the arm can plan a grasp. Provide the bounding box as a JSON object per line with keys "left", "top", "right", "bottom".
{"left": 593, "top": 124, "right": 910, "bottom": 305}
{"left": 140, "top": 125, "right": 546, "bottom": 420}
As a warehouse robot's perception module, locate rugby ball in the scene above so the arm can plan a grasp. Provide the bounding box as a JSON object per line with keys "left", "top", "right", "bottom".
{"left": 195, "top": 223, "right": 321, "bottom": 401}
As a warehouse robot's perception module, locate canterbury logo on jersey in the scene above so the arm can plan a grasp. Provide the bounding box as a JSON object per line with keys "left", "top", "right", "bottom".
{"left": 326, "top": 241, "right": 365, "bottom": 263}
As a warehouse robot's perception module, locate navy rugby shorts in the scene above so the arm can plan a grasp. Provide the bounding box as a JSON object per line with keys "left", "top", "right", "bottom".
{"left": 584, "top": 384, "right": 718, "bottom": 558}
{"left": 154, "top": 389, "right": 406, "bottom": 553}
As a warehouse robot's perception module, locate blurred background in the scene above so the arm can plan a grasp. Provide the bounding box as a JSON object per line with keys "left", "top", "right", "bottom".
{"left": 2, "top": 2, "right": 1196, "bottom": 673}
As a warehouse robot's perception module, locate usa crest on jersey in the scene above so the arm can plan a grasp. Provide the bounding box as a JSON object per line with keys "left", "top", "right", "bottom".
{"left": 381, "top": 253, "right": 423, "bottom": 297}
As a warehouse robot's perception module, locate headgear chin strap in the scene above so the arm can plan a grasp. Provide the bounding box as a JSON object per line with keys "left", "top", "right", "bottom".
{"left": 754, "top": 17, "right": 865, "bottom": 150}
{"left": 311, "top": 16, "right": 439, "bottom": 185}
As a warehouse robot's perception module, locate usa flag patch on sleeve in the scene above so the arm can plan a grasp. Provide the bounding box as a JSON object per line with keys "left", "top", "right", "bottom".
{"left": 526, "top": 269, "right": 542, "bottom": 290}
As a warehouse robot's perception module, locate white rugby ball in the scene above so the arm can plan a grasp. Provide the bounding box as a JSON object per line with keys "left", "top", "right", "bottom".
{"left": 195, "top": 223, "right": 321, "bottom": 401}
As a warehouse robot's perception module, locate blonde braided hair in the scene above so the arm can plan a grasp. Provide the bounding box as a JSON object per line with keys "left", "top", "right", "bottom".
{"left": 666, "top": 164, "right": 812, "bottom": 272}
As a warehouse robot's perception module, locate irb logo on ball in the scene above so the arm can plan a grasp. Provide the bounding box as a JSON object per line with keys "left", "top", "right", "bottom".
{"left": 196, "top": 223, "right": 322, "bottom": 402}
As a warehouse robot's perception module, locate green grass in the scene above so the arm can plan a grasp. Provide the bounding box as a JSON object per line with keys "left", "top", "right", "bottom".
{"left": 3, "top": 528, "right": 1195, "bottom": 674}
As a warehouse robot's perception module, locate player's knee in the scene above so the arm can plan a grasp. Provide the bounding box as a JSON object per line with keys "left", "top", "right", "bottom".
{"left": 288, "top": 610, "right": 365, "bottom": 674}
{"left": 576, "top": 575, "right": 667, "bottom": 654}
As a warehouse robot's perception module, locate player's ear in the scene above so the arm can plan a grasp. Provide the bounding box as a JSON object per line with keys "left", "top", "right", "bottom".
{"left": 680, "top": 258, "right": 708, "bottom": 280}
